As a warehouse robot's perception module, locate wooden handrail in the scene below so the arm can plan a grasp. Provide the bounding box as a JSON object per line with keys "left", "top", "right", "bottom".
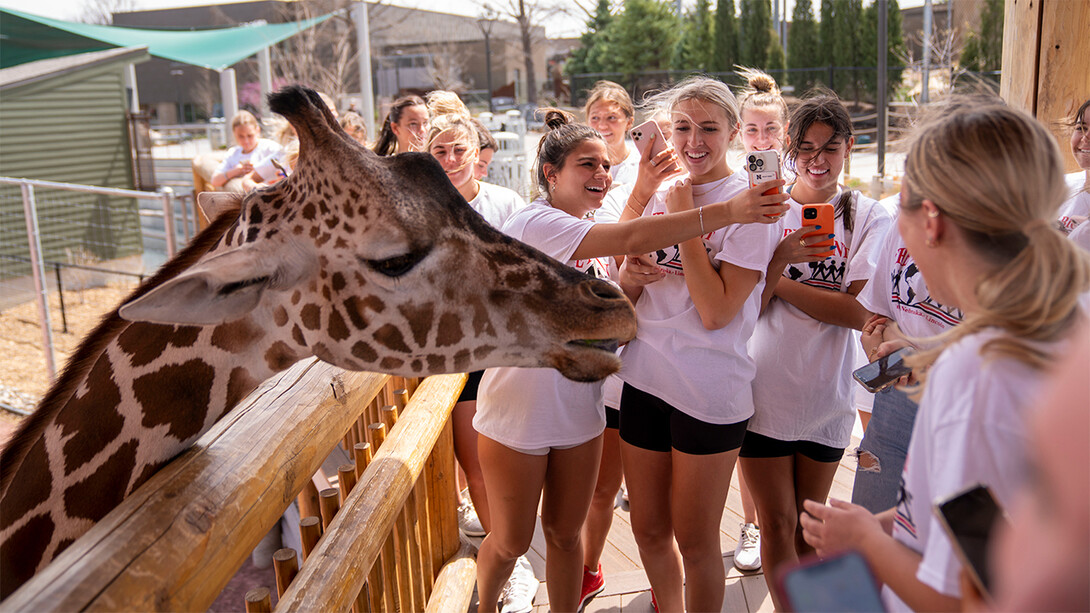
{"left": 276, "top": 374, "right": 467, "bottom": 611}
{"left": 3, "top": 359, "right": 388, "bottom": 611}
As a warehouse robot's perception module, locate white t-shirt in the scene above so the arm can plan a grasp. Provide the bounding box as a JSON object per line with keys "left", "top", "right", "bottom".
{"left": 215, "top": 138, "right": 282, "bottom": 177}
{"left": 619, "top": 172, "right": 783, "bottom": 425}
{"left": 610, "top": 144, "right": 640, "bottom": 187}
{"left": 467, "top": 181, "right": 526, "bottom": 229}
{"left": 1058, "top": 171, "right": 1089, "bottom": 233}
{"left": 748, "top": 192, "right": 893, "bottom": 447}
{"left": 474, "top": 199, "right": 608, "bottom": 448}
{"left": 883, "top": 329, "right": 1051, "bottom": 611}
{"left": 855, "top": 211, "right": 963, "bottom": 340}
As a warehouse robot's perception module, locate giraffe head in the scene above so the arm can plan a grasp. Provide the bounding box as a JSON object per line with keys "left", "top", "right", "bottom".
{"left": 119, "top": 86, "right": 635, "bottom": 382}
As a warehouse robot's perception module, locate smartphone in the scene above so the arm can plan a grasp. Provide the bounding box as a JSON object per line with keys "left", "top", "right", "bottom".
{"left": 630, "top": 119, "right": 668, "bottom": 160}
{"left": 801, "top": 203, "right": 835, "bottom": 257}
{"left": 852, "top": 346, "right": 914, "bottom": 393}
{"left": 933, "top": 483, "right": 1009, "bottom": 601}
{"left": 746, "top": 150, "right": 782, "bottom": 196}
{"left": 777, "top": 550, "right": 885, "bottom": 613}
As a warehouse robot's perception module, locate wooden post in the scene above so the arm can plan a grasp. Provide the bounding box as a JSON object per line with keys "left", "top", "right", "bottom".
{"left": 368, "top": 422, "right": 387, "bottom": 450}
{"left": 425, "top": 417, "right": 460, "bottom": 573}
{"left": 381, "top": 405, "right": 399, "bottom": 431}
{"left": 393, "top": 389, "right": 410, "bottom": 412}
{"left": 297, "top": 478, "right": 321, "bottom": 520}
{"left": 244, "top": 587, "right": 271, "bottom": 613}
{"left": 319, "top": 488, "right": 340, "bottom": 531}
{"left": 273, "top": 548, "right": 299, "bottom": 598}
{"left": 414, "top": 478, "right": 435, "bottom": 598}
{"left": 338, "top": 464, "right": 358, "bottom": 502}
{"left": 1001, "top": 0, "right": 1090, "bottom": 172}
{"left": 353, "top": 442, "right": 373, "bottom": 479}
{"left": 382, "top": 533, "right": 400, "bottom": 613}
{"left": 405, "top": 487, "right": 427, "bottom": 607}
{"left": 299, "top": 517, "right": 322, "bottom": 561}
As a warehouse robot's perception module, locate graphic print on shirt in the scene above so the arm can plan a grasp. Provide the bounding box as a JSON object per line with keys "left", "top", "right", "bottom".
{"left": 889, "top": 247, "right": 962, "bottom": 327}
{"left": 781, "top": 224, "right": 850, "bottom": 291}
{"left": 894, "top": 478, "right": 918, "bottom": 540}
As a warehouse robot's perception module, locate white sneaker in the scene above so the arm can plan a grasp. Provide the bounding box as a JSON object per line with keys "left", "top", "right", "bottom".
{"left": 499, "top": 556, "right": 538, "bottom": 613}
{"left": 458, "top": 496, "right": 486, "bottom": 537}
{"left": 733, "top": 523, "right": 762, "bottom": 571}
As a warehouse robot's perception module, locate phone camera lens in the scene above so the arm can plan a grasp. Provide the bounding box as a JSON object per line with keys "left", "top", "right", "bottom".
{"left": 804, "top": 209, "right": 817, "bottom": 219}
{"left": 749, "top": 163, "right": 757, "bottom": 171}
{"left": 756, "top": 159, "right": 764, "bottom": 167}
{"left": 747, "top": 155, "right": 755, "bottom": 164}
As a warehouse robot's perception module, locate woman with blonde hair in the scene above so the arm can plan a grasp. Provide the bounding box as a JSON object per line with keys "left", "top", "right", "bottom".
{"left": 800, "top": 102, "right": 1090, "bottom": 612}
{"left": 615, "top": 76, "right": 787, "bottom": 612}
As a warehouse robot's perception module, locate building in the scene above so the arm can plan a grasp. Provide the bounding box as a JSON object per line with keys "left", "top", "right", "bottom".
{"left": 112, "top": 1, "right": 547, "bottom": 122}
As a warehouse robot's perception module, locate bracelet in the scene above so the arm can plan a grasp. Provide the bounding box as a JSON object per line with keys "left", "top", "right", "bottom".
{"left": 698, "top": 206, "right": 705, "bottom": 235}
{"left": 625, "top": 200, "right": 645, "bottom": 218}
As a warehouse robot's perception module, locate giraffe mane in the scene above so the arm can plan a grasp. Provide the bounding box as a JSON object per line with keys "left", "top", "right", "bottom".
{"left": 0, "top": 206, "right": 242, "bottom": 499}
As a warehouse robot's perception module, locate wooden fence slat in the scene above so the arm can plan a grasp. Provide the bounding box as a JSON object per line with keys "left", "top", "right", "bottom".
{"left": 299, "top": 517, "right": 321, "bottom": 561}
{"left": 244, "top": 587, "right": 272, "bottom": 613}
{"left": 319, "top": 488, "right": 341, "bottom": 530}
{"left": 272, "top": 548, "right": 298, "bottom": 598}
{"left": 414, "top": 477, "right": 435, "bottom": 599}
{"left": 423, "top": 543, "right": 476, "bottom": 613}
{"left": 276, "top": 374, "right": 467, "bottom": 611}
{"left": 339, "top": 464, "right": 358, "bottom": 501}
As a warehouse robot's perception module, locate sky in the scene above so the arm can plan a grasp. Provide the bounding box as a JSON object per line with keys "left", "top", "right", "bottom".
{"left": 1, "top": 0, "right": 930, "bottom": 39}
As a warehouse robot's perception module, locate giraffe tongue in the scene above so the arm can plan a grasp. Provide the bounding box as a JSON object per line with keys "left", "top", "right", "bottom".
{"left": 569, "top": 338, "right": 620, "bottom": 353}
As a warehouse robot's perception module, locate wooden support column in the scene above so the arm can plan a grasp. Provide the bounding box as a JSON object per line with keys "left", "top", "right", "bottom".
{"left": 1001, "top": 0, "right": 1090, "bottom": 172}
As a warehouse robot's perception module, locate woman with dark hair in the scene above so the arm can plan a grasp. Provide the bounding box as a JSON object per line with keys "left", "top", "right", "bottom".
{"left": 372, "top": 95, "right": 428, "bottom": 155}
{"left": 472, "top": 108, "right": 787, "bottom": 613}
{"left": 741, "top": 92, "right": 893, "bottom": 609}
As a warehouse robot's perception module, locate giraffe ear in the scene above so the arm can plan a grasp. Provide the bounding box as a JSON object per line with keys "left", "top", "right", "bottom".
{"left": 118, "top": 244, "right": 313, "bottom": 326}
{"left": 197, "top": 192, "right": 243, "bottom": 225}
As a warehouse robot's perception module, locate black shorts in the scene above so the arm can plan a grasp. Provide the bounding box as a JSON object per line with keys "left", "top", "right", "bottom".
{"left": 456, "top": 370, "right": 484, "bottom": 403}
{"left": 605, "top": 405, "right": 620, "bottom": 430}
{"left": 739, "top": 431, "right": 844, "bottom": 463}
{"left": 619, "top": 383, "right": 748, "bottom": 455}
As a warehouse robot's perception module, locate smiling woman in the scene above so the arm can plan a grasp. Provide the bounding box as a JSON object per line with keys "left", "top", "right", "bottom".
{"left": 469, "top": 106, "right": 789, "bottom": 613}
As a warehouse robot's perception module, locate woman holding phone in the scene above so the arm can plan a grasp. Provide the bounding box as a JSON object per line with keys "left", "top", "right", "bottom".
{"left": 613, "top": 76, "right": 787, "bottom": 612}
{"left": 741, "top": 93, "right": 892, "bottom": 608}
{"left": 800, "top": 102, "right": 1090, "bottom": 612}
{"left": 472, "top": 109, "right": 788, "bottom": 613}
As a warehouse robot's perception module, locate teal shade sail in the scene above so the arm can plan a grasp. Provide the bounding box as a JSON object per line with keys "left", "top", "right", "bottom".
{"left": 0, "top": 7, "right": 334, "bottom": 70}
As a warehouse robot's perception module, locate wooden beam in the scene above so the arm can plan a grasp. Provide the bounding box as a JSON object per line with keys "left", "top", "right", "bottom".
{"left": 1001, "top": 0, "right": 1090, "bottom": 172}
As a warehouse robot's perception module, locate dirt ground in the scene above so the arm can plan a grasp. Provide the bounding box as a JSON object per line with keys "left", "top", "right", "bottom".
{"left": 0, "top": 284, "right": 137, "bottom": 442}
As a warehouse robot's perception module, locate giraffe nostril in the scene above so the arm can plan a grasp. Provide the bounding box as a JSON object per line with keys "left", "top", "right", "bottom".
{"left": 584, "top": 278, "right": 625, "bottom": 301}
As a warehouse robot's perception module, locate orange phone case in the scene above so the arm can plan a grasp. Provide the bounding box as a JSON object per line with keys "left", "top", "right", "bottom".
{"left": 801, "top": 203, "right": 835, "bottom": 257}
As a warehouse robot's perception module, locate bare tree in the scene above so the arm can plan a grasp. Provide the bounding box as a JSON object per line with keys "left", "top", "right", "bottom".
{"left": 78, "top": 0, "right": 139, "bottom": 24}
{"left": 425, "top": 42, "right": 470, "bottom": 92}
{"left": 484, "top": 0, "right": 566, "bottom": 105}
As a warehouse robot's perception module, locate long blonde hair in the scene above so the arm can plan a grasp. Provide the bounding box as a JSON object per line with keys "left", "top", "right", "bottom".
{"left": 902, "top": 103, "right": 1090, "bottom": 376}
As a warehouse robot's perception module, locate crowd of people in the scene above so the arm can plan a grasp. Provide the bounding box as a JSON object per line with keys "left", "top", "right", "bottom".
{"left": 229, "top": 80, "right": 1089, "bottom": 613}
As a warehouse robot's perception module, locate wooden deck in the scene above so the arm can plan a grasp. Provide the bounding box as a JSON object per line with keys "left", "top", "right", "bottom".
{"left": 518, "top": 433, "right": 863, "bottom": 613}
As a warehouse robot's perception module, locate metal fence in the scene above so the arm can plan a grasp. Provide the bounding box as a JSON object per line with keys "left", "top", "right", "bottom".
{"left": 0, "top": 177, "right": 195, "bottom": 382}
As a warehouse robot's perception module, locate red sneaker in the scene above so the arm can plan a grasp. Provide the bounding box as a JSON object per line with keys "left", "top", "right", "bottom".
{"left": 579, "top": 564, "right": 605, "bottom": 611}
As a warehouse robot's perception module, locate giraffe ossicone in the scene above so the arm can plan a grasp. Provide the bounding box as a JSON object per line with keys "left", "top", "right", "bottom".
{"left": 0, "top": 85, "right": 635, "bottom": 598}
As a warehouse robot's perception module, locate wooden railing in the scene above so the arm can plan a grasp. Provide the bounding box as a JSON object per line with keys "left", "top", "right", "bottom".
{"left": 3, "top": 358, "right": 474, "bottom": 612}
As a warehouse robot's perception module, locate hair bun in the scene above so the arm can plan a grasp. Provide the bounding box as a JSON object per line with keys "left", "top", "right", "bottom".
{"left": 541, "top": 108, "right": 574, "bottom": 131}
{"left": 749, "top": 73, "right": 778, "bottom": 94}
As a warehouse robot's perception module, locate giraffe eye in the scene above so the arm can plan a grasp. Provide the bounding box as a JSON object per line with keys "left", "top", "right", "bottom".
{"left": 362, "top": 248, "right": 430, "bottom": 278}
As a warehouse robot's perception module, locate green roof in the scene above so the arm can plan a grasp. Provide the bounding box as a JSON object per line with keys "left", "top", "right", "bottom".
{"left": 0, "top": 7, "right": 334, "bottom": 70}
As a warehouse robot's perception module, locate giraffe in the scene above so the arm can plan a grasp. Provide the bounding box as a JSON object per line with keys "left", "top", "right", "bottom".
{"left": 0, "top": 86, "right": 636, "bottom": 597}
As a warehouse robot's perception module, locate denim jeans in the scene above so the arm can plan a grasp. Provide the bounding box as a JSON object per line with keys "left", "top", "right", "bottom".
{"left": 851, "top": 386, "right": 919, "bottom": 513}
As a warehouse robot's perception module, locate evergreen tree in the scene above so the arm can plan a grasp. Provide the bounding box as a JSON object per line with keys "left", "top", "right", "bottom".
{"left": 739, "top": 0, "right": 772, "bottom": 67}
{"left": 712, "top": 0, "right": 740, "bottom": 72}
{"left": 830, "top": 0, "right": 866, "bottom": 100}
{"left": 787, "top": 0, "right": 821, "bottom": 91}
{"left": 861, "top": 0, "right": 906, "bottom": 100}
{"left": 960, "top": 0, "right": 1004, "bottom": 72}
{"left": 595, "top": 0, "right": 680, "bottom": 76}
{"left": 566, "top": 0, "right": 613, "bottom": 77}
{"left": 673, "top": 0, "right": 715, "bottom": 71}
{"left": 766, "top": 30, "right": 786, "bottom": 74}
{"left": 819, "top": 0, "right": 836, "bottom": 68}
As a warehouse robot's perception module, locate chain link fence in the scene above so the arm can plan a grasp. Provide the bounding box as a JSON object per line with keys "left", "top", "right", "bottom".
{"left": 0, "top": 178, "right": 195, "bottom": 409}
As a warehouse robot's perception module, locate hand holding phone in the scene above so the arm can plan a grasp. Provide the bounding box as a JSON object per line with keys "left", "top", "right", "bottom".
{"left": 777, "top": 551, "right": 886, "bottom": 613}
{"left": 852, "top": 346, "right": 914, "bottom": 393}
{"left": 933, "top": 484, "right": 1009, "bottom": 602}
{"left": 630, "top": 119, "right": 668, "bottom": 159}
{"left": 801, "top": 204, "right": 835, "bottom": 258}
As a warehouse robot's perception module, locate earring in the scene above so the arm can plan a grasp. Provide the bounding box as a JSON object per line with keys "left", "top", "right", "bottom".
{"left": 927, "top": 209, "right": 940, "bottom": 218}
{"left": 925, "top": 237, "right": 937, "bottom": 247}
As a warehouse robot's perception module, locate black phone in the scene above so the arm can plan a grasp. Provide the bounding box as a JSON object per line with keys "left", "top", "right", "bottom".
{"left": 933, "top": 483, "right": 1008, "bottom": 600}
{"left": 777, "top": 550, "right": 885, "bottom": 613}
{"left": 852, "top": 346, "right": 914, "bottom": 393}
